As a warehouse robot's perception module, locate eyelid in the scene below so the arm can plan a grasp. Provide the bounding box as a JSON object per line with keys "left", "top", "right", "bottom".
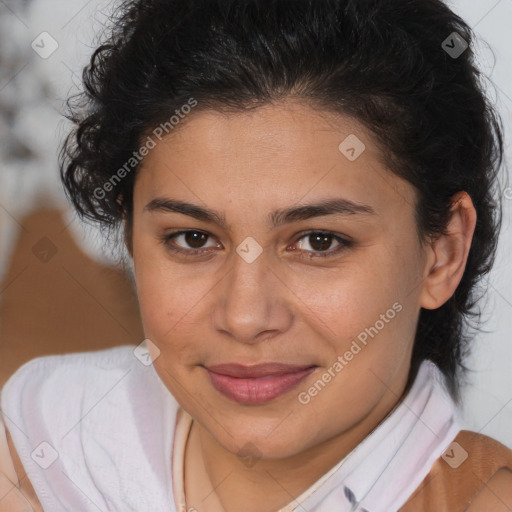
{"left": 290, "top": 230, "right": 352, "bottom": 258}
{"left": 162, "top": 230, "right": 220, "bottom": 254}
{"left": 160, "top": 229, "right": 352, "bottom": 258}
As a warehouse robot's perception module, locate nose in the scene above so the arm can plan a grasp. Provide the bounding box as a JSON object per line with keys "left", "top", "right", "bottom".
{"left": 211, "top": 248, "right": 294, "bottom": 345}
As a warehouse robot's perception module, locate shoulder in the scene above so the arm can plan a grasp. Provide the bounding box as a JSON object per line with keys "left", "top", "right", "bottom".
{"left": 0, "top": 343, "right": 175, "bottom": 431}
{"left": 0, "top": 344, "right": 180, "bottom": 510}
{"left": 0, "top": 409, "right": 42, "bottom": 511}
{"left": 1, "top": 345, "right": 143, "bottom": 408}
{"left": 401, "top": 430, "right": 512, "bottom": 512}
{"left": 454, "top": 430, "right": 512, "bottom": 475}
{"left": 466, "top": 468, "right": 512, "bottom": 511}
{"left": 2, "top": 426, "right": 43, "bottom": 511}
{"left": 3, "top": 344, "right": 140, "bottom": 384}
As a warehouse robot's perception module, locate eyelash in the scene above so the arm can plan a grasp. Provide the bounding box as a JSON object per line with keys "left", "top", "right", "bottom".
{"left": 158, "top": 230, "right": 353, "bottom": 259}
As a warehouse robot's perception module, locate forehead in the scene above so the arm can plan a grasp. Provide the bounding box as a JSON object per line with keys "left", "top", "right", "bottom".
{"left": 147, "top": 100, "right": 378, "bottom": 161}
{"left": 134, "top": 100, "right": 416, "bottom": 221}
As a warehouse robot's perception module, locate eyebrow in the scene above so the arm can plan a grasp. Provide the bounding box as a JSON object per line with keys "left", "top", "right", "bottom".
{"left": 143, "top": 197, "right": 377, "bottom": 229}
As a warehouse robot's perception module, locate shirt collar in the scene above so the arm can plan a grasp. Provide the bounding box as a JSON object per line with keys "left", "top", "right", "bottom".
{"left": 172, "top": 360, "right": 460, "bottom": 512}
{"left": 286, "top": 360, "right": 460, "bottom": 512}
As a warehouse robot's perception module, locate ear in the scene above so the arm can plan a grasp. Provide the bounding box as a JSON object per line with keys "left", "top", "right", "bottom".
{"left": 122, "top": 216, "right": 134, "bottom": 259}
{"left": 419, "top": 191, "right": 477, "bottom": 310}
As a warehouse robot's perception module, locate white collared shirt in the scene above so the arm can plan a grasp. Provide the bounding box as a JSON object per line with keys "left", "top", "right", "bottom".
{"left": 0, "top": 345, "right": 460, "bottom": 512}
{"left": 173, "top": 360, "right": 460, "bottom": 512}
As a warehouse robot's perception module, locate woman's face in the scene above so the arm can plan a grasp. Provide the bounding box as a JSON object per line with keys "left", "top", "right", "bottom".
{"left": 130, "top": 100, "right": 434, "bottom": 459}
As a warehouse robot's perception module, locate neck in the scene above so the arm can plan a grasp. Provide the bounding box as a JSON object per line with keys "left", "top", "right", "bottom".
{"left": 186, "top": 375, "right": 408, "bottom": 512}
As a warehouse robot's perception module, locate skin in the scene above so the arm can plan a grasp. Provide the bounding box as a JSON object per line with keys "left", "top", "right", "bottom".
{"left": 1, "top": 98, "right": 511, "bottom": 512}
{"left": 3, "top": 429, "right": 512, "bottom": 511}
{"left": 127, "top": 98, "right": 475, "bottom": 512}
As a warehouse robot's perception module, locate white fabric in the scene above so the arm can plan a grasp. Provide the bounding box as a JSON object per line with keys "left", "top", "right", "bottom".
{"left": 0, "top": 345, "right": 460, "bottom": 512}
{"left": 0, "top": 413, "right": 18, "bottom": 487}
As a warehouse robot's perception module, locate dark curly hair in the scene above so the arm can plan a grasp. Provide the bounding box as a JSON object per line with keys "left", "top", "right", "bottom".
{"left": 59, "top": 0, "right": 506, "bottom": 401}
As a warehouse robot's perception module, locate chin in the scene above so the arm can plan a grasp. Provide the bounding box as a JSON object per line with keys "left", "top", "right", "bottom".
{"left": 205, "top": 413, "right": 310, "bottom": 459}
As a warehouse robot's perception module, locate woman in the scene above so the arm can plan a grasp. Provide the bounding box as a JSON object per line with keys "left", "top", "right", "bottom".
{"left": 1, "top": 0, "right": 511, "bottom": 510}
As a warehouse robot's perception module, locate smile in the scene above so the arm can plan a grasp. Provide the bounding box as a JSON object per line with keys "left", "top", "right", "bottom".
{"left": 204, "top": 364, "right": 317, "bottom": 404}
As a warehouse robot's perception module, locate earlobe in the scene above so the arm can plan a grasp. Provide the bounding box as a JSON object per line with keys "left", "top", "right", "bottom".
{"left": 419, "top": 191, "right": 477, "bottom": 310}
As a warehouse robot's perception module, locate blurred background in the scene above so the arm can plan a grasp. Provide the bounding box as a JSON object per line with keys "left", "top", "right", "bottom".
{"left": 0, "top": 0, "right": 511, "bottom": 447}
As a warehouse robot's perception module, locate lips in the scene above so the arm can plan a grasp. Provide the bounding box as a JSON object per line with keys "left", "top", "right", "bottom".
{"left": 204, "top": 363, "right": 317, "bottom": 404}
{"left": 206, "top": 362, "right": 315, "bottom": 378}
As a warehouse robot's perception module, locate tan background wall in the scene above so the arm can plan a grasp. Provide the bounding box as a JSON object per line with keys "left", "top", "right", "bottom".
{"left": 0, "top": 207, "right": 143, "bottom": 389}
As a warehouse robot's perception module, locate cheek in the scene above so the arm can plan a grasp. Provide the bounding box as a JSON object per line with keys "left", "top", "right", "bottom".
{"left": 136, "top": 274, "right": 192, "bottom": 348}
{"left": 286, "top": 251, "right": 416, "bottom": 374}
{"left": 286, "top": 257, "right": 397, "bottom": 333}
{"left": 132, "top": 241, "right": 219, "bottom": 364}
{"left": 132, "top": 232, "right": 187, "bottom": 340}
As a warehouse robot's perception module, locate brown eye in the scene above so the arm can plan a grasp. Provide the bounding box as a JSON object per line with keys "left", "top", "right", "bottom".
{"left": 160, "top": 229, "right": 352, "bottom": 259}
{"left": 161, "top": 230, "right": 219, "bottom": 255}
{"left": 181, "top": 231, "right": 209, "bottom": 248}
{"left": 307, "top": 233, "right": 335, "bottom": 251}
{"left": 292, "top": 231, "right": 352, "bottom": 259}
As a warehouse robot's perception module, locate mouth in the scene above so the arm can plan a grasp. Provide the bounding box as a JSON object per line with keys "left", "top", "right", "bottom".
{"left": 204, "top": 363, "right": 318, "bottom": 404}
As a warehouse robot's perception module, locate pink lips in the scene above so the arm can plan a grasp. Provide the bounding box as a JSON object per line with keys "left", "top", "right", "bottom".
{"left": 205, "top": 363, "right": 317, "bottom": 404}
